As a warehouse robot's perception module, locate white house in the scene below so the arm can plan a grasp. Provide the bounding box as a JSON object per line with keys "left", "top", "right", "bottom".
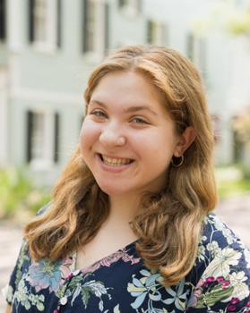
{"left": 0, "top": 0, "right": 248, "bottom": 186}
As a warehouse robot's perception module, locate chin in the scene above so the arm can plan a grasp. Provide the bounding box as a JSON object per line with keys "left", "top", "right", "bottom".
{"left": 97, "top": 183, "right": 130, "bottom": 197}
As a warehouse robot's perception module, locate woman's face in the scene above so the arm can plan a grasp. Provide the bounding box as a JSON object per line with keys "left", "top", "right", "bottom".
{"left": 80, "top": 71, "right": 182, "bottom": 197}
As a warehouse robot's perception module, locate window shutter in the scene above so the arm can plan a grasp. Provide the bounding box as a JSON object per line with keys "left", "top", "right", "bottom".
{"left": 28, "top": 0, "right": 35, "bottom": 42}
{"left": 57, "top": 0, "right": 62, "bottom": 47}
{"left": 187, "top": 33, "right": 194, "bottom": 61}
{"left": 82, "top": 0, "right": 88, "bottom": 52}
{"left": 118, "top": 0, "right": 125, "bottom": 8}
{"left": 26, "top": 111, "right": 33, "bottom": 163}
{"left": 162, "top": 23, "right": 168, "bottom": 46}
{"left": 104, "top": 2, "right": 110, "bottom": 55}
{"left": 0, "top": 0, "right": 6, "bottom": 40}
{"left": 146, "top": 20, "right": 153, "bottom": 44}
{"left": 54, "top": 112, "right": 60, "bottom": 163}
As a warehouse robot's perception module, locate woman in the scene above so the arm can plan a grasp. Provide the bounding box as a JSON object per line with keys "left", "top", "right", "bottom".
{"left": 4, "top": 45, "right": 250, "bottom": 312}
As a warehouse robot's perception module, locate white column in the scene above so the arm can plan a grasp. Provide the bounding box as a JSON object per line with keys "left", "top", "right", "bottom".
{"left": 7, "top": 0, "right": 23, "bottom": 51}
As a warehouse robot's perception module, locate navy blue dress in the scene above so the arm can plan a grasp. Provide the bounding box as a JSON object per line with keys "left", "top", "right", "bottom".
{"left": 4, "top": 213, "right": 250, "bottom": 312}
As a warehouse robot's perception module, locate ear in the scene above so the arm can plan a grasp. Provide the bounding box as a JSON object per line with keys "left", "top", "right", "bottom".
{"left": 173, "top": 126, "right": 196, "bottom": 157}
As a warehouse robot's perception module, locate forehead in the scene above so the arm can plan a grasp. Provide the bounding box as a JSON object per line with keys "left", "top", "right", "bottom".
{"left": 90, "top": 71, "right": 166, "bottom": 110}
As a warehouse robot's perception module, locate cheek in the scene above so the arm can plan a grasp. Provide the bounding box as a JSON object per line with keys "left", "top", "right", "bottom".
{"left": 130, "top": 129, "right": 177, "bottom": 158}
{"left": 79, "top": 120, "right": 101, "bottom": 154}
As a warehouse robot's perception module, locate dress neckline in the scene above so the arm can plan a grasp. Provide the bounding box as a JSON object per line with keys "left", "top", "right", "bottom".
{"left": 71, "top": 240, "right": 138, "bottom": 275}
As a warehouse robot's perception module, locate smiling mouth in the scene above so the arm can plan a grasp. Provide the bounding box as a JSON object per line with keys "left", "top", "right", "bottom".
{"left": 99, "top": 154, "right": 134, "bottom": 166}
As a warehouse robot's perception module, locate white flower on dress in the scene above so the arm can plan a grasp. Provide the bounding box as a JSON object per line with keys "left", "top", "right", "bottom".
{"left": 211, "top": 216, "right": 225, "bottom": 231}
{"left": 84, "top": 280, "right": 109, "bottom": 298}
{"left": 225, "top": 271, "right": 250, "bottom": 301}
{"left": 207, "top": 241, "right": 220, "bottom": 255}
{"left": 244, "top": 248, "right": 250, "bottom": 269}
{"left": 210, "top": 216, "right": 236, "bottom": 245}
{"left": 199, "top": 235, "right": 207, "bottom": 243}
{"left": 203, "top": 247, "right": 242, "bottom": 278}
{"left": 197, "top": 245, "right": 206, "bottom": 263}
{"left": 221, "top": 228, "right": 235, "bottom": 245}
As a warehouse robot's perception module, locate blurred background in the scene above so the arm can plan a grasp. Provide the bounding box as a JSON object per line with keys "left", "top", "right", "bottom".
{"left": 0, "top": 0, "right": 250, "bottom": 310}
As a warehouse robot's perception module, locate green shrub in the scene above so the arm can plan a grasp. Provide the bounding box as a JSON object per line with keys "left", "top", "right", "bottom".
{"left": 0, "top": 167, "right": 51, "bottom": 220}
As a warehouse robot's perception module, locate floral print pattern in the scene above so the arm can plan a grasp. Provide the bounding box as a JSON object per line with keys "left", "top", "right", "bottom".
{"left": 4, "top": 213, "right": 250, "bottom": 312}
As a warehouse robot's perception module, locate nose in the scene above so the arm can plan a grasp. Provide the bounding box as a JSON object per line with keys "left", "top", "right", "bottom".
{"left": 99, "top": 123, "right": 126, "bottom": 147}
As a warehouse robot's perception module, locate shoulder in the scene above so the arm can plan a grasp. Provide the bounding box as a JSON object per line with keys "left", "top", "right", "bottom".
{"left": 186, "top": 213, "right": 250, "bottom": 310}
{"left": 191, "top": 213, "right": 250, "bottom": 283}
{"left": 201, "top": 213, "right": 243, "bottom": 249}
{"left": 197, "top": 213, "right": 249, "bottom": 266}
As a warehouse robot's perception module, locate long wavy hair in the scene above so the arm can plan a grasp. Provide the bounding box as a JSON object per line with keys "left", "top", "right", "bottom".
{"left": 25, "top": 45, "right": 217, "bottom": 286}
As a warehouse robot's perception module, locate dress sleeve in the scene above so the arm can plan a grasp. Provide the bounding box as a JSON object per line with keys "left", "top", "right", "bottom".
{"left": 186, "top": 245, "right": 250, "bottom": 312}
{"left": 3, "top": 239, "right": 30, "bottom": 305}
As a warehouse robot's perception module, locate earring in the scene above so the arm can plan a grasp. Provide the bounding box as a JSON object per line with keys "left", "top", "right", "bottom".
{"left": 171, "top": 155, "right": 184, "bottom": 168}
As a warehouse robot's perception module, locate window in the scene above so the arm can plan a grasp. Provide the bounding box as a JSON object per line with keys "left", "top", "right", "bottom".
{"left": 26, "top": 111, "right": 60, "bottom": 168}
{"left": 146, "top": 20, "right": 167, "bottom": 46}
{"left": 118, "top": 0, "right": 141, "bottom": 15}
{"left": 0, "top": 0, "right": 6, "bottom": 41}
{"left": 83, "top": 0, "right": 110, "bottom": 56}
{"left": 29, "top": 0, "right": 62, "bottom": 50}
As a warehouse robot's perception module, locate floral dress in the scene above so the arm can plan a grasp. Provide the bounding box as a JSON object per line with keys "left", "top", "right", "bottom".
{"left": 4, "top": 213, "right": 250, "bottom": 313}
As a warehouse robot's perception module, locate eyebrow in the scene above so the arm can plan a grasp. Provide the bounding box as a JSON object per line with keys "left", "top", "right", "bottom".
{"left": 89, "top": 99, "right": 158, "bottom": 116}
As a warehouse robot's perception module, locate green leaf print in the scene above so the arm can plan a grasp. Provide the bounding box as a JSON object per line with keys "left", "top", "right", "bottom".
{"left": 56, "top": 284, "right": 67, "bottom": 299}
{"left": 195, "top": 286, "right": 234, "bottom": 308}
{"left": 68, "top": 275, "right": 84, "bottom": 289}
{"left": 14, "top": 279, "right": 45, "bottom": 311}
{"left": 15, "top": 242, "right": 30, "bottom": 287}
{"left": 81, "top": 287, "right": 91, "bottom": 308}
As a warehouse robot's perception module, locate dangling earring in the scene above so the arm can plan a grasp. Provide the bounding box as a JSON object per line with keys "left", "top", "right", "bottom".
{"left": 171, "top": 155, "right": 184, "bottom": 168}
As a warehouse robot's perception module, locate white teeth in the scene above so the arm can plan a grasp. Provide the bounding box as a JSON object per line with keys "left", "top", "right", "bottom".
{"left": 102, "top": 155, "right": 132, "bottom": 166}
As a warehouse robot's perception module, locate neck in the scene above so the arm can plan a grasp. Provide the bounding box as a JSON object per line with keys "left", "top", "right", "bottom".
{"left": 94, "top": 193, "right": 140, "bottom": 244}
{"left": 107, "top": 193, "right": 141, "bottom": 225}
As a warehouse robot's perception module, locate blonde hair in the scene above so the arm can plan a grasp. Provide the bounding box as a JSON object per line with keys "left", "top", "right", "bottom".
{"left": 25, "top": 45, "right": 217, "bottom": 286}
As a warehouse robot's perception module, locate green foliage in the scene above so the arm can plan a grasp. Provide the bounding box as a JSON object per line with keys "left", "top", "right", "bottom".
{"left": 0, "top": 167, "right": 51, "bottom": 220}
{"left": 226, "top": 10, "right": 250, "bottom": 35}
{"left": 216, "top": 165, "right": 250, "bottom": 200}
{"left": 218, "top": 177, "right": 250, "bottom": 199}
